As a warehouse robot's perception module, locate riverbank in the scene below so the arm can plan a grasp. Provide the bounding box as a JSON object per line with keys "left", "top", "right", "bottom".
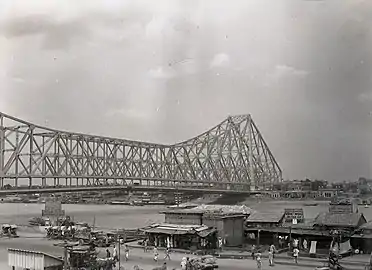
{"left": 4, "top": 200, "right": 372, "bottom": 229}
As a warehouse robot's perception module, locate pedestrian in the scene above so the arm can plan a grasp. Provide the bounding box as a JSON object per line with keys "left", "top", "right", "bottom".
{"left": 124, "top": 244, "right": 129, "bottom": 261}
{"left": 293, "top": 238, "right": 298, "bottom": 249}
{"left": 164, "top": 247, "right": 171, "bottom": 260}
{"left": 293, "top": 247, "right": 299, "bottom": 264}
{"left": 181, "top": 257, "right": 187, "bottom": 270}
{"left": 106, "top": 249, "right": 111, "bottom": 258}
{"left": 251, "top": 245, "right": 256, "bottom": 260}
{"left": 218, "top": 237, "right": 223, "bottom": 252}
{"left": 154, "top": 246, "right": 159, "bottom": 262}
{"left": 144, "top": 239, "right": 148, "bottom": 253}
{"left": 113, "top": 245, "right": 118, "bottom": 261}
{"left": 303, "top": 239, "right": 308, "bottom": 250}
{"left": 256, "top": 252, "right": 262, "bottom": 269}
{"left": 269, "top": 244, "right": 276, "bottom": 266}
{"left": 186, "top": 257, "right": 191, "bottom": 270}
{"left": 268, "top": 250, "right": 273, "bottom": 266}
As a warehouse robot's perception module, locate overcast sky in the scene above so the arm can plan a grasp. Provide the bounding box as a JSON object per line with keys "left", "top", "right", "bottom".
{"left": 0, "top": 0, "right": 371, "bottom": 181}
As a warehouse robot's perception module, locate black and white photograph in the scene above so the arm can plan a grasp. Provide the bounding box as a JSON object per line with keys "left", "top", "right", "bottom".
{"left": 0, "top": 0, "right": 371, "bottom": 269}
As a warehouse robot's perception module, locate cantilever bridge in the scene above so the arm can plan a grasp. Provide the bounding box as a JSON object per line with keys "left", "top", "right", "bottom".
{"left": 0, "top": 112, "right": 282, "bottom": 195}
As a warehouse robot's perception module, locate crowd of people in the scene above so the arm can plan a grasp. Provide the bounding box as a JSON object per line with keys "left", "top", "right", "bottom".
{"left": 96, "top": 236, "right": 372, "bottom": 270}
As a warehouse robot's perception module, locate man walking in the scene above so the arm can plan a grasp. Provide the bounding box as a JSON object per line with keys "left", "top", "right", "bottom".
{"left": 268, "top": 244, "right": 276, "bottom": 266}
{"left": 153, "top": 246, "right": 159, "bottom": 262}
{"left": 164, "top": 247, "right": 171, "bottom": 260}
{"left": 143, "top": 239, "right": 148, "bottom": 253}
{"left": 251, "top": 245, "right": 256, "bottom": 260}
{"left": 268, "top": 249, "right": 274, "bottom": 266}
{"left": 293, "top": 247, "right": 299, "bottom": 264}
{"left": 218, "top": 237, "right": 223, "bottom": 252}
{"left": 113, "top": 245, "right": 118, "bottom": 261}
{"left": 124, "top": 245, "right": 129, "bottom": 261}
{"left": 256, "top": 252, "right": 262, "bottom": 269}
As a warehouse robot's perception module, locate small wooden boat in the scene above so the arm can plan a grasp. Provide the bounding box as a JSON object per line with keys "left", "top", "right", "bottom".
{"left": 303, "top": 203, "right": 318, "bottom": 207}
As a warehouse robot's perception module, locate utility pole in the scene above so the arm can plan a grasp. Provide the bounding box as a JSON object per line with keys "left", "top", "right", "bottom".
{"left": 117, "top": 230, "right": 121, "bottom": 270}
{"left": 92, "top": 215, "right": 96, "bottom": 231}
{"left": 63, "top": 241, "right": 69, "bottom": 270}
{"left": 64, "top": 246, "right": 68, "bottom": 270}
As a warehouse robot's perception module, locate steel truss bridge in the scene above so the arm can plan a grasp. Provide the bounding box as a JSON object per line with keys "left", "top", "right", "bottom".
{"left": 0, "top": 112, "right": 282, "bottom": 195}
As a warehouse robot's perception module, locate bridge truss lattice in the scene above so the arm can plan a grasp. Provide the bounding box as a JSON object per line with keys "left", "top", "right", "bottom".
{"left": 0, "top": 113, "right": 282, "bottom": 191}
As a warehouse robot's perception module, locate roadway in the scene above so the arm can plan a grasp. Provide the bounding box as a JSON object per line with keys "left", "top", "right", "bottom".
{"left": 0, "top": 237, "right": 311, "bottom": 270}
{"left": 0, "top": 184, "right": 265, "bottom": 196}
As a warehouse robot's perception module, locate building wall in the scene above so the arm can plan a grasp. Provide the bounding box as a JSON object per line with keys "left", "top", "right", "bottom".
{"left": 318, "top": 189, "right": 338, "bottom": 198}
{"left": 223, "top": 217, "right": 244, "bottom": 246}
{"left": 203, "top": 216, "right": 224, "bottom": 235}
{"left": 203, "top": 216, "right": 244, "bottom": 247}
{"left": 164, "top": 213, "right": 202, "bottom": 225}
{"left": 164, "top": 213, "right": 245, "bottom": 247}
{"left": 271, "top": 192, "right": 280, "bottom": 199}
{"left": 329, "top": 204, "right": 357, "bottom": 214}
{"left": 246, "top": 222, "right": 280, "bottom": 228}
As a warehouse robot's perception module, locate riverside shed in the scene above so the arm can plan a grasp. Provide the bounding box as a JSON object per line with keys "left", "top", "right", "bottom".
{"left": 8, "top": 248, "right": 63, "bottom": 270}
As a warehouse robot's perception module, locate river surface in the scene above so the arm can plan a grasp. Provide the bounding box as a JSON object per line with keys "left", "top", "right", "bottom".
{"left": 1, "top": 200, "right": 371, "bottom": 229}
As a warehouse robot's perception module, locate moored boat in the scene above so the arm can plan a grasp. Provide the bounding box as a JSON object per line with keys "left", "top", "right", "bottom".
{"left": 303, "top": 203, "right": 318, "bottom": 206}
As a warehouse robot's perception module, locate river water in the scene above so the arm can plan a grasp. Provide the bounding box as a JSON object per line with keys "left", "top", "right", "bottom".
{"left": 1, "top": 200, "right": 371, "bottom": 229}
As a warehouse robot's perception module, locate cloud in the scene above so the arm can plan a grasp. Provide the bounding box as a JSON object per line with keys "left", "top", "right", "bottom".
{"left": 357, "top": 91, "right": 372, "bottom": 102}
{"left": 271, "top": 65, "right": 309, "bottom": 80}
{"left": 209, "top": 53, "right": 230, "bottom": 68}
{"left": 105, "top": 108, "right": 150, "bottom": 120}
{"left": 1, "top": 0, "right": 372, "bottom": 182}
{"left": 12, "top": 77, "right": 25, "bottom": 83}
{"left": 148, "top": 66, "right": 174, "bottom": 79}
{"left": 145, "top": 17, "right": 167, "bottom": 38}
{"left": 0, "top": 14, "right": 90, "bottom": 51}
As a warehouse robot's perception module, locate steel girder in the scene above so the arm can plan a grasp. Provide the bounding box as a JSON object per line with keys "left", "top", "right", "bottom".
{"left": 0, "top": 112, "right": 282, "bottom": 191}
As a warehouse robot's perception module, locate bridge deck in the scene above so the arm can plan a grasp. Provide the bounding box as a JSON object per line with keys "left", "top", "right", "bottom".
{"left": 0, "top": 185, "right": 268, "bottom": 195}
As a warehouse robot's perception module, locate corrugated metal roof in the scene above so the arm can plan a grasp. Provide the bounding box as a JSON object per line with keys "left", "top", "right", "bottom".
{"left": 163, "top": 205, "right": 252, "bottom": 215}
{"left": 161, "top": 210, "right": 205, "bottom": 214}
{"left": 245, "top": 227, "right": 331, "bottom": 236}
{"left": 140, "top": 223, "right": 212, "bottom": 236}
{"left": 314, "top": 212, "right": 365, "bottom": 227}
{"left": 246, "top": 211, "right": 285, "bottom": 223}
{"left": 197, "top": 227, "right": 217, "bottom": 238}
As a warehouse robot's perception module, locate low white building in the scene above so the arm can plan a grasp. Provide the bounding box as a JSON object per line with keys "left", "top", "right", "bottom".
{"left": 8, "top": 248, "right": 63, "bottom": 270}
